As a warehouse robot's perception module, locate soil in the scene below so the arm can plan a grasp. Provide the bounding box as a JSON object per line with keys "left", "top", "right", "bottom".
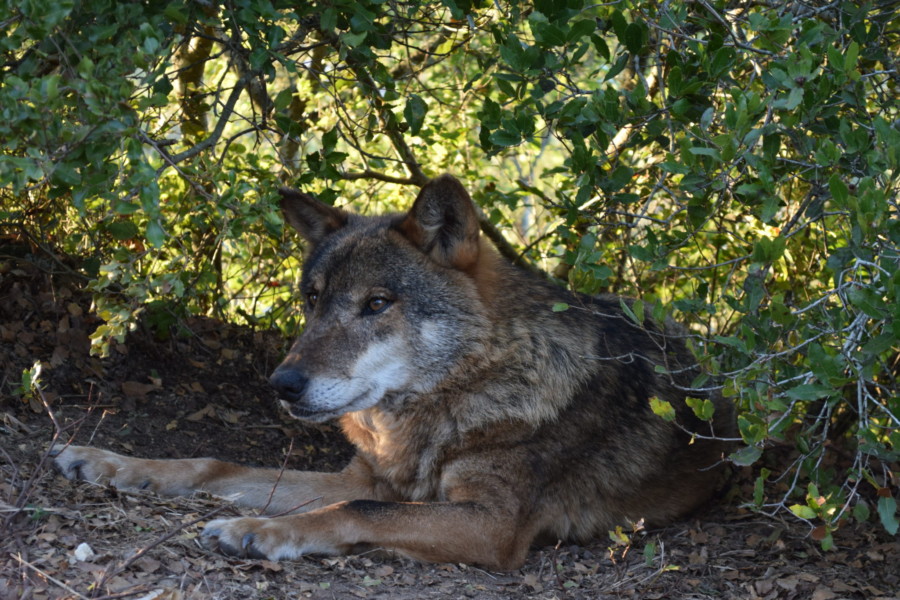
{"left": 1, "top": 253, "right": 898, "bottom": 600}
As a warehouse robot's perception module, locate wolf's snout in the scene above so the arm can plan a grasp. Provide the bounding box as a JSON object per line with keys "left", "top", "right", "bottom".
{"left": 269, "top": 368, "right": 308, "bottom": 401}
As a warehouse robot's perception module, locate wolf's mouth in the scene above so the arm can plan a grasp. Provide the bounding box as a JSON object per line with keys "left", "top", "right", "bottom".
{"left": 279, "top": 392, "right": 377, "bottom": 423}
{"left": 279, "top": 400, "right": 324, "bottom": 421}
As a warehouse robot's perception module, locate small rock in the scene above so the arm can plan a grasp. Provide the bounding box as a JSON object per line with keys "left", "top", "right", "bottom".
{"left": 74, "top": 542, "right": 96, "bottom": 562}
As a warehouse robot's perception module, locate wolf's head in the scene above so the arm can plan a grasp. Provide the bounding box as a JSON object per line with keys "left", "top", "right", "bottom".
{"left": 269, "top": 175, "right": 492, "bottom": 422}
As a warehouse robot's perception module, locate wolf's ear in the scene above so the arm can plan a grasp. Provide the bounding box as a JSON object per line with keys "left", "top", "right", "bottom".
{"left": 278, "top": 188, "right": 348, "bottom": 246}
{"left": 398, "top": 174, "right": 481, "bottom": 270}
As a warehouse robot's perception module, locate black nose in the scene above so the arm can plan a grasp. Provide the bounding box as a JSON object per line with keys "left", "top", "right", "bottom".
{"left": 268, "top": 368, "right": 308, "bottom": 401}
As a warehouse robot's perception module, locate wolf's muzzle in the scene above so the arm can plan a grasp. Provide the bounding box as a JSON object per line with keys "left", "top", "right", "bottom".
{"left": 268, "top": 368, "right": 308, "bottom": 402}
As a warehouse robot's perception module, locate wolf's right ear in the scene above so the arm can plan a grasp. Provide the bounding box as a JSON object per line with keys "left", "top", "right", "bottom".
{"left": 278, "top": 188, "right": 348, "bottom": 246}
{"left": 398, "top": 174, "right": 481, "bottom": 271}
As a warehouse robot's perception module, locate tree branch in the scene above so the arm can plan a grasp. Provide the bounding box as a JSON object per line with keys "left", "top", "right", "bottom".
{"left": 476, "top": 208, "right": 544, "bottom": 276}
{"left": 337, "top": 51, "right": 428, "bottom": 185}
{"left": 167, "top": 75, "right": 248, "bottom": 164}
{"left": 338, "top": 170, "right": 426, "bottom": 185}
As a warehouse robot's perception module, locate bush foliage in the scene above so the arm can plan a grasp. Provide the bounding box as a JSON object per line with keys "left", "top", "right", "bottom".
{"left": 1, "top": 1, "right": 897, "bottom": 542}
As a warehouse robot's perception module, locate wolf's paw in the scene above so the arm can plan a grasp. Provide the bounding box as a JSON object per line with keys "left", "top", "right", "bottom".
{"left": 201, "top": 516, "right": 336, "bottom": 561}
{"left": 50, "top": 444, "right": 155, "bottom": 491}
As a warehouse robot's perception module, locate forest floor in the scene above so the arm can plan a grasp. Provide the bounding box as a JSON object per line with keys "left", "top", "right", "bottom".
{"left": 1, "top": 254, "right": 898, "bottom": 600}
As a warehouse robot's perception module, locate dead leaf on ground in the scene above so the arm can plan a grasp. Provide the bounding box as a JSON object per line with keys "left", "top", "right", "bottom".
{"left": 185, "top": 404, "right": 216, "bottom": 422}
{"left": 522, "top": 572, "right": 541, "bottom": 591}
{"left": 811, "top": 586, "right": 837, "bottom": 600}
{"left": 122, "top": 380, "right": 161, "bottom": 398}
{"left": 776, "top": 575, "right": 800, "bottom": 591}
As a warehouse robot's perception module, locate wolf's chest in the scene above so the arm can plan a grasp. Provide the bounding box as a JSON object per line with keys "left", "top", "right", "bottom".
{"left": 341, "top": 406, "right": 454, "bottom": 502}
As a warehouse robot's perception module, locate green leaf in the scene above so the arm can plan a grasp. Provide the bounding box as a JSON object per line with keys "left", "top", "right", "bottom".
{"left": 164, "top": 4, "right": 187, "bottom": 25}
{"left": 775, "top": 87, "right": 803, "bottom": 110}
{"left": 567, "top": 19, "right": 596, "bottom": 43}
{"left": 146, "top": 220, "right": 166, "bottom": 248}
{"left": 51, "top": 163, "right": 81, "bottom": 187}
{"left": 341, "top": 31, "right": 367, "bottom": 48}
{"left": 591, "top": 34, "right": 610, "bottom": 61}
{"left": 321, "top": 7, "right": 337, "bottom": 31}
{"left": 877, "top": 496, "right": 898, "bottom": 535}
{"left": 853, "top": 501, "right": 870, "bottom": 523}
{"left": 552, "top": 302, "right": 570, "bottom": 312}
{"left": 714, "top": 335, "right": 747, "bottom": 353}
{"left": 861, "top": 333, "right": 896, "bottom": 357}
{"left": 649, "top": 397, "right": 676, "bottom": 422}
{"left": 489, "top": 129, "right": 521, "bottom": 147}
{"left": 42, "top": 74, "right": 60, "bottom": 100}
{"left": 107, "top": 221, "right": 138, "bottom": 240}
{"left": 620, "top": 298, "right": 644, "bottom": 325}
{"left": 685, "top": 396, "right": 715, "bottom": 421}
{"left": 844, "top": 41, "right": 859, "bottom": 74}
{"left": 479, "top": 98, "right": 501, "bottom": 128}
{"left": 403, "top": 94, "right": 428, "bottom": 135}
{"left": 530, "top": 17, "right": 566, "bottom": 48}
{"left": 622, "top": 22, "right": 644, "bottom": 54}
{"left": 500, "top": 34, "right": 529, "bottom": 72}
{"left": 846, "top": 287, "right": 887, "bottom": 319}
{"left": 789, "top": 504, "right": 817, "bottom": 519}
{"left": 730, "top": 445, "right": 762, "bottom": 466}
{"left": 273, "top": 88, "right": 293, "bottom": 112}
{"left": 643, "top": 541, "right": 657, "bottom": 566}
{"left": 784, "top": 383, "right": 833, "bottom": 401}
{"left": 322, "top": 127, "right": 339, "bottom": 153}
{"left": 753, "top": 468, "right": 770, "bottom": 505}
{"left": 689, "top": 146, "right": 722, "bottom": 161}
{"left": 751, "top": 236, "right": 786, "bottom": 263}
{"left": 604, "top": 53, "right": 629, "bottom": 82}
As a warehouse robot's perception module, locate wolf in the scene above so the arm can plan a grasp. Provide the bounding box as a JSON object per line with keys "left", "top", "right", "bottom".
{"left": 53, "top": 174, "right": 735, "bottom": 570}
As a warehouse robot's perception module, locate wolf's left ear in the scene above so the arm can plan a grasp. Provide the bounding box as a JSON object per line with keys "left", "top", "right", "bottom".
{"left": 278, "top": 188, "right": 348, "bottom": 247}
{"left": 398, "top": 174, "right": 481, "bottom": 271}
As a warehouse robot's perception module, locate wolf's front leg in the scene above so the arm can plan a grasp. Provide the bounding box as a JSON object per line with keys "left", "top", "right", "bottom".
{"left": 51, "top": 445, "right": 374, "bottom": 514}
{"left": 201, "top": 488, "right": 532, "bottom": 570}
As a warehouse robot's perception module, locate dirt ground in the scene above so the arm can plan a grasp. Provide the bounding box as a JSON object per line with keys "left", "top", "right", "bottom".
{"left": 2, "top": 255, "right": 898, "bottom": 600}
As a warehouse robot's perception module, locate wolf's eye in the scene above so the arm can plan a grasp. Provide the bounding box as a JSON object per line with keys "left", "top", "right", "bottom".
{"left": 306, "top": 292, "right": 318, "bottom": 307}
{"left": 364, "top": 297, "right": 390, "bottom": 315}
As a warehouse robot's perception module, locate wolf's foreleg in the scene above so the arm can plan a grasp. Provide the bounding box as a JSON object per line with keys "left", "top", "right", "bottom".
{"left": 51, "top": 445, "right": 374, "bottom": 514}
{"left": 201, "top": 486, "right": 531, "bottom": 570}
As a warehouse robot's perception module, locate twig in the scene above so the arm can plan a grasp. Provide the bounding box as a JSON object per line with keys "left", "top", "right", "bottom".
{"left": 94, "top": 505, "right": 228, "bottom": 593}
{"left": 261, "top": 437, "right": 294, "bottom": 514}
{"left": 550, "top": 540, "right": 565, "bottom": 589}
{"left": 8, "top": 388, "right": 69, "bottom": 518}
{"left": 13, "top": 553, "right": 91, "bottom": 600}
{"left": 266, "top": 496, "right": 323, "bottom": 519}
{"left": 339, "top": 169, "right": 425, "bottom": 186}
{"left": 477, "top": 209, "right": 545, "bottom": 276}
{"left": 167, "top": 74, "right": 250, "bottom": 164}
{"left": 138, "top": 129, "right": 215, "bottom": 200}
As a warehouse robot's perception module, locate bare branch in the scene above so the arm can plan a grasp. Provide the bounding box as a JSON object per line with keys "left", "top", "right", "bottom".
{"left": 168, "top": 75, "right": 249, "bottom": 164}
{"left": 475, "top": 207, "right": 545, "bottom": 276}
{"left": 339, "top": 170, "right": 427, "bottom": 186}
